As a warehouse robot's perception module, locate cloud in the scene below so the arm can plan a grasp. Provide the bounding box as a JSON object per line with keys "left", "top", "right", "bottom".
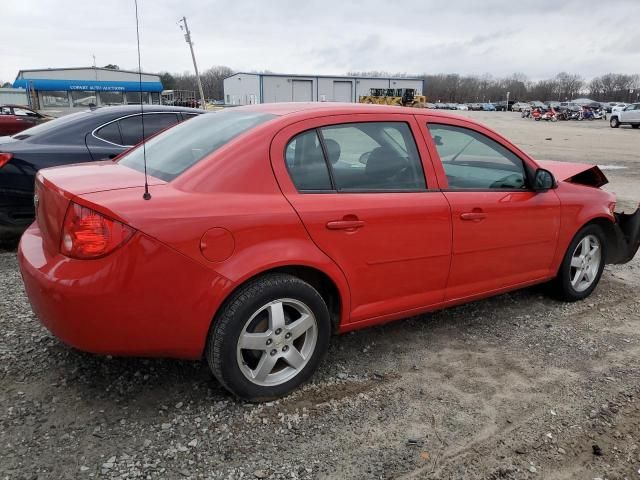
{"left": 1, "top": 0, "right": 639, "bottom": 83}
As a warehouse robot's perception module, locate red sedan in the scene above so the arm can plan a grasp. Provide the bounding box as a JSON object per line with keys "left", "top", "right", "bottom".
{"left": 0, "top": 104, "right": 52, "bottom": 136}
{"left": 19, "top": 104, "right": 640, "bottom": 400}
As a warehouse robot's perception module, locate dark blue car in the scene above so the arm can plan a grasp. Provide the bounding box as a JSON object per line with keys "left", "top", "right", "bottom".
{"left": 0, "top": 105, "right": 203, "bottom": 241}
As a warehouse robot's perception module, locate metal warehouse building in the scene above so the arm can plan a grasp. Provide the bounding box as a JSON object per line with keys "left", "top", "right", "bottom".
{"left": 223, "top": 73, "right": 424, "bottom": 105}
{"left": 12, "top": 67, "right": 164, "bottom": 112}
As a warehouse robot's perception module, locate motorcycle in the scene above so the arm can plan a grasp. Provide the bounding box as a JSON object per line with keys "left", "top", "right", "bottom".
{"left": 532, "top": 108, "right": 542, "bottom": 121}
{"left": 579, "top": 107, "right": 594, "bottom": 121}
{"left": 541, "top": 107, "right": 558, "bottom": 122}
{"left": 592, "top": 108, "right": 607, "bottom": 120}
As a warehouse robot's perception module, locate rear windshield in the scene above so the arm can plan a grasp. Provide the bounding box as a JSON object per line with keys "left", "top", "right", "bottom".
{"left": 12, "top": 111, "right": 91, "bottom": 140}
{"left": 118, "top": 110, "right": 275, "bottom": 181}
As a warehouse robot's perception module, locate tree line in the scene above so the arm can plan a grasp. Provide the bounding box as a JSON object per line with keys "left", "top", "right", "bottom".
{"left": 159, "top": 67, "right": 639, "bottom": 104}
{"left": 348, "top": 71, "right": 640, "bottom": 103}
{"left": 159, "top": 66, "right": 233, "bottom": 101}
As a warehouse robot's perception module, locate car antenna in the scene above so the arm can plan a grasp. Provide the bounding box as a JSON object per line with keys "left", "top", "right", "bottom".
{"left": 134, "top": 0, "right": 151, "bottom": 200}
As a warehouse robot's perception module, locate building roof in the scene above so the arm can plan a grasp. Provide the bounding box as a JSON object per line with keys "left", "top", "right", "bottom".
{"left": 15, "top": 67, "right": 161, "bottom": 79}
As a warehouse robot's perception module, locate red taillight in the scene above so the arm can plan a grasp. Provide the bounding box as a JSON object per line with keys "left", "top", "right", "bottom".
{"left": 0, "top": 153, "right": 13, "bottom": 168}
{"left": 60, "top": 202, "right": 134, "bottom": 259}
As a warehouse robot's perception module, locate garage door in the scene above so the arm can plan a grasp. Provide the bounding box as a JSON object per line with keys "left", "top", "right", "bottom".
{"left": 333, "top": 81, "right": 352, "bottom": 102}
{"left": 292, "top": 80, "right": 313, "bottom": 102}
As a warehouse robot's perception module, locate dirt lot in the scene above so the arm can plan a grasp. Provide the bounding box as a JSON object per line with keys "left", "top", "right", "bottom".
{"left": 1, "top": 112, "right": 639, "bottom": 480}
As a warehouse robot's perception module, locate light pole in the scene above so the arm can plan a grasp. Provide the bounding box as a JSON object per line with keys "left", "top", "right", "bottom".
{"left": 506, "top": 91, "right": 510, "bottom": 112}
{"left": 178, "top": 16, "right": 206, "bottom": 107}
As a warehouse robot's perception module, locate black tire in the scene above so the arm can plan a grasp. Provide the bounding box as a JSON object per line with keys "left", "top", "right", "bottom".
{"left": 206, "top": 273, "right": 331, "bottom": 401}
{"left": 549, "top": 224, "right": 606, "bottom": 302}
{"left": 610, "top": 116, "right": 620, "bottom": 128}
{"left": 632, "top": 124, "right": 640, "bottom": 129}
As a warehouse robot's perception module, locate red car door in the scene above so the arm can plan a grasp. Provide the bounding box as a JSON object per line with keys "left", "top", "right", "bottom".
{"left": 270, "top": 113, "right": 452, "bottom": 325}
{"left": 420, "top": 117, "right": 561, "bottom": 301}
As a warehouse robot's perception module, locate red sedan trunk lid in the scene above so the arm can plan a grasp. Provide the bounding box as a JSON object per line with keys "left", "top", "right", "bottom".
{"left": 35, "top": 162, "right": 165, "bottom": 253}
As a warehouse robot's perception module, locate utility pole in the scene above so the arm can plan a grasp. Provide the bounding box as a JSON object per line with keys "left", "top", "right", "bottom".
{"left": 179, "top": 16, "right": 206, "bottom": 107}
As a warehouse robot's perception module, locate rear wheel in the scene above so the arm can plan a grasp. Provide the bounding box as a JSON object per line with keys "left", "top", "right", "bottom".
{"left": 206, "top": 274, "right": 331, "bottom": 401}
{"left": 632, "top": 124, "right": 639, "bottom": 129}
{"left": 610, "top": 117, "right": 620, "bottom": 128}
{"left": 549, "top": 225, "right": 606, "bottom": 301}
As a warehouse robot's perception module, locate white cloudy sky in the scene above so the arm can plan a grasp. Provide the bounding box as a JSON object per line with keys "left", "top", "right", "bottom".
{"left": 2, "top": 0, "right": 639, "bottom": 83}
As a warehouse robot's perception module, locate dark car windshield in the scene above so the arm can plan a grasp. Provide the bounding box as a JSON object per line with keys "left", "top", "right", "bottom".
{"left": 118, "top": 110, "right": 276, "bottom": 181}
{"left": 12, "top": 111, "right": 91, "bottom": 140}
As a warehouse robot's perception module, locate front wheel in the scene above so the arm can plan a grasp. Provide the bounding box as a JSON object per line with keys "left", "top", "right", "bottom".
{"left": 610, "top": 117, "right": 620, "bottom": 128}
{"left": 206, "top": 274, "right": 331, "bottom": 401}
{"left": 549, "top": 225, "right": 606, "bottom": 302}
{"left": 632, "top": 124, "right": 640, "bottom": 129}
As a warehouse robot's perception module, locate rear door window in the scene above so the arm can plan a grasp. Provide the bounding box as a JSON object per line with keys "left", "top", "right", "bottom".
{"left": 118, "top": 113, "right": 180, "bottom": 146}
{"left": 319, "top": 122, "right": 426, "bottom": 191}
{"left": 94, "top": 121, "right": 123, "bottom": 145}
{"left": 285, "top": 130, "right": 333, "bottom": 191}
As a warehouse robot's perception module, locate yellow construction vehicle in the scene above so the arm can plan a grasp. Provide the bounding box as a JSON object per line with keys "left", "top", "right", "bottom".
{"left": 359, "top": 88, "right": 427, "bottom": 108}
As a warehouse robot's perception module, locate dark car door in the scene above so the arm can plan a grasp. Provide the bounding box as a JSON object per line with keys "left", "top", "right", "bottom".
{"left": 85, "top": 112, "right": 181, "bottom": 160}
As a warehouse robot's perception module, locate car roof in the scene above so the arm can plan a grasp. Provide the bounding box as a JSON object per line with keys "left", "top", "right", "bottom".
{"left": 84, "top": 105, "right": 204, "bottom": 118}
{"left": 229, "top": 102, "right": 475, "bottom": 119}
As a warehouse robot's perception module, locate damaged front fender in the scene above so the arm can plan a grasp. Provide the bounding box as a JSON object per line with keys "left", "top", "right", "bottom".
{"left": 608, "top": 207, "right": 640, "bottom": 264}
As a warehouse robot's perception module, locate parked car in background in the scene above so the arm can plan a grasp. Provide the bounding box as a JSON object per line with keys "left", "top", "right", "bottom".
{"left": 609, "top": 103, "right": 640, "bottom": 128}
{"left": 18, "top": 103, "right": 640, "bottom": 401}
{"left": 511, "top": 102, "right": 531, "bottom": 112}
{"left": 611, "top": 103, "right": 629, "bottom": 113}
{"left": 456, "top": 104, "right": 469, "bottom": 110}
{"left": 482, "top": 103, "right": 497, "bottom": 111}
{"left": 425, "top": 103, "right": 436, "bottom": 109}
{"left": 493, "top": 101, "right": 515, "bottom": 111}
{"left": 0, "top": 105, "right": 52, "bottom": 136}
{"left": 468, "top": 103, "right": 483, "bottom": 111}
{"left": 602, "top": 102, "right": 618, "bottom": 113}
{"left": 0, "top": 105, "right": 203, "bottom": 240}
{"left": 545, "top": 101, "right": 561, "bottom": 109}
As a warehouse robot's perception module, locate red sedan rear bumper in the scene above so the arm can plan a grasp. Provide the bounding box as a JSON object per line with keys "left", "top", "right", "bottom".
{"left": 18, "top": 223, "right": 230, "bottom": 359}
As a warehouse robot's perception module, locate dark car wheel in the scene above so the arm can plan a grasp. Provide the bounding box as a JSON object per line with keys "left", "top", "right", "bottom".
{"left": 550, "top": 224, "right": 606, "bottom": 302}
{"left": 632, "top": 124, "right": 639, "bottom": 129}
{"left": 206, "top": 273, "right": 331, "bottom": 401}
{"left": 610, "top": 117, "right": 620, "bottom": 128}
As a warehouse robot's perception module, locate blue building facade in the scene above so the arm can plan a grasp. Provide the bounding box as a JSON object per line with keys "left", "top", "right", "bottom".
{"left": 13, "top": 67, "right": 164, "bottom": 110}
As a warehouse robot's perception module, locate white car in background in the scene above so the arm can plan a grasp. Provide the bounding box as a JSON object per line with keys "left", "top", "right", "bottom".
{"left": 611, "top": 103, "right": 628, "bottom": 113}
{"left": 456, "top": 104, "right": 469, "bottom": 110}
{"left": 511, "top": 102, "right": 531, "bottom": 112}
{"left": 609, "top": 103, "right": 640, "bottom": 129}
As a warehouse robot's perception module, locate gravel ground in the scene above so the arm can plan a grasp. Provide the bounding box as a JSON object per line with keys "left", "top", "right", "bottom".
{"left": 1, "top": 112, "right": 639, "bottom": 480}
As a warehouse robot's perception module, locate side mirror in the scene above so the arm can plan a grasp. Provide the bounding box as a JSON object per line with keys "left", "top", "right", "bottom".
{"left": 533, "top": 168, "right": 556, "bottom": 191}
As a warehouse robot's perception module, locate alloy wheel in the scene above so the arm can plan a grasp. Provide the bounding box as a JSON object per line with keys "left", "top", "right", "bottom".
{"left": 236, "top": 298, "right": 317, "bottom": 387}
{"left": 569, "top": 234, "right": 602, "bottom": 292}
